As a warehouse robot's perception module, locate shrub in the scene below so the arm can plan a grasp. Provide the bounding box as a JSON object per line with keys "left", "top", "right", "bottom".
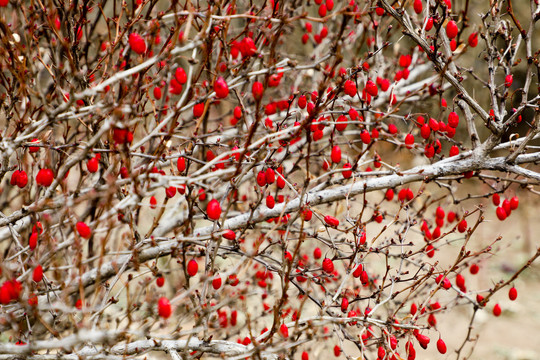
{"left": 0, "top": 0, "right": 539, "bottom": 358}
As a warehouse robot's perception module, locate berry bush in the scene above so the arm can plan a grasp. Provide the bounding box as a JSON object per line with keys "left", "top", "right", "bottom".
{"left": 0, "top": 0, "right": 539, "bottom": 359}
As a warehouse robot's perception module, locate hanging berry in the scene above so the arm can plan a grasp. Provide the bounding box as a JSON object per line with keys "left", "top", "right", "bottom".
{"left": 206, "top": 199, "right": 222, "bottom": 220}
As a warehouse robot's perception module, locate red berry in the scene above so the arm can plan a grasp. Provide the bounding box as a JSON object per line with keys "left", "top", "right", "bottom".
{"left": 348, "top": 108, "right": 359, "bottom": 120}
{"left": 405, "top": 133, "right": 415, "bottom": 148}
{"left": 504, "top": 74, "right": 513, "bottom": 88}
{"left": 279, "top": 323, "right": 289, "bottom": 338}
{"left": 302, "top": 351, "right": 309, "bottom": 360}
{"left": 428, "top": 117, "right": 439, "bottom": 131}
{"left": 496, "top": 207, "right": 507, "bottom": 221}
{"left": 420, "top": 124, "right": 431, "bottom": 139}
{"left": 384, "top": 188, "right": 394, "bottom": 201}
{"left": 207, "top": 199, "right": 222, "bottom": 220}
{"left": 257, "top": 171, "right": 267, "bottom": 187}
{"left": 450, "top": 38, "right": 457, "bottom": 51}
{"left": 29, "top": 232, "right": 38, "bottom": 250}
{"left": 32, "top": 265, "right": 43, "bottom": 282}
{"left": 406, "top": 188, "right": 414, "bottom": 201}
{"left": 169, "top": 79, "right": 183, "bottom": 94}
{"left": 313, "top": 247, "right": 322, "bottom": 259}
{"left": 476, "top": 294, "right": 484, "bottom": 304}
{"left": 276, "top": 174, "right": 286, "bottom": 189}
{"left": 318, "top": 3, "right": 327, "bottom": 17}
{"left": 16, "top": 170, "right": 28, "bottom": 188}
{"left": 353, "top": 265, "right": 363, "bottom": 278}
{"left": 233, "top": 106, "right": 242, "bottom": 119}
{"left": 493, "top": 303, "right": 501, "bottom": 316}
{"left": 76, "top": 221, "right": 92, "bottom": 239}
{"left": 389, "top": 335, "right": 398, "bottom": 350}
{"left": 331, "top": 145, "right": 342, "bottom": 163}
{"left": 177, "top": 157, "right": 186, "bottom": 172}
{"left": 360, "top": 130, "right": 371, "bottom": 144}
{"left": 36, "top": 168, "right": 54, "bottom": 187}
{"left": 153, "top": 86, "right": 162, "bottom": 100}
{"left": 158, "top": 297, "right": 172, "bottom": 318}
{"left": 323, "top": 159, "right": 331, "bottom": 171}
{"left": 457, "top": 219, "right": 467, "bottom": 233}
{"left": 324, "top": 215, "right": 339, "bottom": 227}
{"left": 239, "top": 37, "right": 257, "bottom": 57}
{"left": 425, "top": 17, "right": 434, "bottom": 31}
{"left": 456, "top": 274, "right": 465, "bottom": 289}
{"left": 424, "top": 143, "right": 435, "bottom": 158}
{"left": 436, "top": 338, "right": 447, "bottom": 354}
{"left": 365, "top": 80, "right": 378, "bottom": 97}
{"left": 149, "top": 196, "right": 157, "bottom": 209}
{"left": 193, "top": 102, "right": 205, "bottom": 117}
{"left": 413, "top": 0, "right": 422, "bottom": 14}
{"left": 378, "top": 346, "right": 386, "bottom": 359}
{"left": 266, "top": 195, "right": 275, "bottom": 209}
{"left": 175, "top": 67, "right": 187, "bottom": 84}
{"left": 187, "top": 259, "right": 198, "bottom": 277}
{"left": 434, "top": 206, "right": 444, "bottom": 219}
{"left": 156, "top": 277, "right": 165, "bottom": 287}
{"left": 379, "top": 78, "right": 390, "bottom": 92}
{"left": 448, "top": 111, "right": 459, "bottom": 128}
{"left": 343, "top": 80, "right": 357, "bottom": 97}
{"left": 406, "top": 342, "right": 416, "bottom": 359}
{"left": 398, "top": 188, "right": 408, "bottom": 202}
{"left": 212, "top": 275, "right": 222, "bottom": 290}
{"left": 333, "top": 345, "right": 341, "bottom": 357}
{"left": 119, "top": 167, "right": 128, "bottom": 179}
{"left": 416, "top": 333, "right": 430, "bottom": 349}
{"left": 87, "top": 157, "right": 99, "bottom": 173}
{"left": 510, "top": 196, "right": 519, "bottom": 210}
{"left": 470, "top": 264, "right": 479, "bottom": 274}
{"left": 326, "top": 0, "right": 334, "bottom": 11}
{"left": 342, "top": 163, "right": 352, "bottom": 179}
{"left": 399, "top": 54, "right": 412, "bottom": 68}
{"left": 222, "top": 230, "right": 236, "bottom": 240}
{"left": 341, "top": 297, "right": 349, "bottom": 312}
{"left": 252, "top": 81, "right": 264, "bottom": 100}
{"left": 446, "top": 20, "right": 458, "bottom": 39}
{"left": 129, "top": 33, "right": 146, "bottom": 54}
{"left": 165, "top": 186, "right": 176, "bottom": 198}
{"left": 298, "top": 95, "right": 307, "bottom": 109}
{"left": 0, "top": 284, "right": 11, "bottom": 304}
{"left": 468, "top": 32, "right": 478, "bottom": 47}
{"left": 10, "top": 170, "right": 20, "bottom": 186}
{"left": 502, "top": 199, "right": 511, "bottom": 215}
{"left": 322, "top": 258, "right": 335, "bottom": 273}
{"left": 113, "top": 129, "right": 133, "bottom": 145}
{"left": 449, "top": 145, "right": 459, "bottom": 157}
{"left": 214, "top": 77, "right": 229, "bottom": 98}
{"left": 426, "top": 244, "right": 435, "bottom": 257}
{"left": 265, "top": 168, "right": 275, "bottom": 184}
{"left": 509, "top": 287, "right": 517, "bottom": 301}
